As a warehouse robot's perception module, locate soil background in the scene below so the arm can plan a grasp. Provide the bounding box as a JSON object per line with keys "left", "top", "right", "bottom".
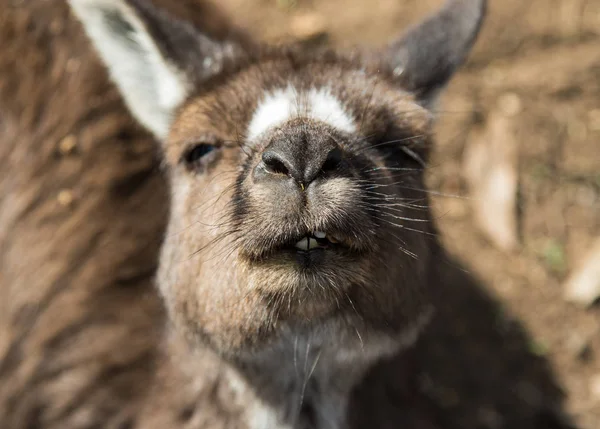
{"left": 213, "top": 0, "right": 600, "bottom": 427}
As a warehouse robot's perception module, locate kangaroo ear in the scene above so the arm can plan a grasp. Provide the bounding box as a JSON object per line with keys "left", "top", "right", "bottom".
{"left": 69, "top": 0, "right": 244, "bottom": 139}
{"left": 383, "top": 0, "right": 487, "bottom": 104}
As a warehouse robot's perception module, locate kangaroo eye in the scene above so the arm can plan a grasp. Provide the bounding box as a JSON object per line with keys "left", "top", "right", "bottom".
{"left": 185, "top": 143, "right": 216, "bottom": 164}
{"left": 180, "top": 136, "right": 223, "bottom": 172}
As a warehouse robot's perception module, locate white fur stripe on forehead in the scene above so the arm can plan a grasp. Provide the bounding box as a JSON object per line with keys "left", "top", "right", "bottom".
{"left": 247, "top": 85, "right": 356, "bottom": 140}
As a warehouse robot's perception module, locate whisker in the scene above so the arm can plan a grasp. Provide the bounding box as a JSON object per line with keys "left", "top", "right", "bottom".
{"left": 355, "top": 134, "right": 426, "bottom": 153}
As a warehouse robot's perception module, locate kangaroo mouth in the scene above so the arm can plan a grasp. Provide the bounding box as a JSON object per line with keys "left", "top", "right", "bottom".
{"left": 291, "top": 231, "right": 347, "bottom": 252}
{"left": 269, "top": 229, "right": 358, "bottom": 262}
{"left": 239, "top": 226, "right": 369, "bottom": 263}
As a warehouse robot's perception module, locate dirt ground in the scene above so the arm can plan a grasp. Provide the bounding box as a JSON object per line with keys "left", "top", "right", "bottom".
{"left": 214, "top": 0, "right": 600, "bottom": 428}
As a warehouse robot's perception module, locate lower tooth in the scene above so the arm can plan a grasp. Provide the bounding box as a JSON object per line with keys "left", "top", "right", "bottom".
{"left": 308, "top": 238, "right": 319, "bottom": 250}
{"left": 295, "top": 237, "right": 308, "bottom": 250}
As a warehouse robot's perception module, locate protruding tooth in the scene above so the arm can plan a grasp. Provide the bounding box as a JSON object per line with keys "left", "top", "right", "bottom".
{"left": 308, "top": 238, "right": 320, "bottom": 250}
{"left": 314, "top": 231, "right": 326, "bottom": 239}
{"left": 295, "top": 237, "right": 308, "bottom": 251}
{"left": 327, "top": 235, "right": 339, "bottom": 244}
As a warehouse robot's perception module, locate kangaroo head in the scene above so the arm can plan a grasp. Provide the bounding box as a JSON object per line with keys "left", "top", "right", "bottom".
{"left": 69, "top": 0, "right": 485, "bottom": 361}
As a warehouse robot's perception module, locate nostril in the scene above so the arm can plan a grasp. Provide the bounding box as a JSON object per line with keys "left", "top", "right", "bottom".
{"left": 262, "top": 150, "right": 290, "bottom": 176}
{"left": 321, "top": 146, "right": 343, "bottom": 172}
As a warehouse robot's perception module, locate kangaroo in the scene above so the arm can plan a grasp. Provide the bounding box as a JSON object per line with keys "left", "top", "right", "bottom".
{"left": 2, "top": 0, "right": 488, "bottom": 428}
{"left": 71, "top": 0, "right": 485, "bottom": 427}
{"left": 66, "top": 0, "right": 488, "bottom": 427}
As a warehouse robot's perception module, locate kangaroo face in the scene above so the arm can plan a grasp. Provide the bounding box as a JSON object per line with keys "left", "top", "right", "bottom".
{"left": 159, "top": 55, "right": 434, "bottom": 353}
{"left": 70, "top": 0, "right": 486, "bottom": 357}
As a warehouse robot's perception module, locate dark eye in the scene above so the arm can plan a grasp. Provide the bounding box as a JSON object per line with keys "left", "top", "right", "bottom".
{"left": 185, "top": 143, "right": 215, "bottom": 164}
{"left": 181, "top": 142, "right": 220, "bottom": 172}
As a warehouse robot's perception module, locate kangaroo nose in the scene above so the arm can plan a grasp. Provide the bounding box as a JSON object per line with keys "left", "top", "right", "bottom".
{"left": 257, "top": 135, "right": 343, "bottom": 187}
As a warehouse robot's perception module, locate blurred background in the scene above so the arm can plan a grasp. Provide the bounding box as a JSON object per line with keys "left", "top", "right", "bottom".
{"left": 219, "top": 0, "right": 600, "bottom": 426}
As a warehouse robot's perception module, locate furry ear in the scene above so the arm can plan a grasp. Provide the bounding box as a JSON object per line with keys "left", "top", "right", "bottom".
{"left": 384, "top": 0, "right": 487, "bottom": 103}
{"left": 69, "top": 0, "right": 243, "bottom": 139}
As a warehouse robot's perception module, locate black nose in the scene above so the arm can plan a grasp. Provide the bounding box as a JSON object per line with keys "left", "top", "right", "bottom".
{"left": 257, "top": 133, "right": 343, "bottom": 187}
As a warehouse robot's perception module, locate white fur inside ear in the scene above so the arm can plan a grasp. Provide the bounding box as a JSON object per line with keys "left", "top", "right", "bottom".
{"left": 247, "top": 85, "right": 356, "bottom": 140}
{"left": 69, "top": 0, "right": 189, "bottom": 139}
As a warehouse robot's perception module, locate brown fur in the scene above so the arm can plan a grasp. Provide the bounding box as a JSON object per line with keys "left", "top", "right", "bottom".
{"left": 0, "top": 1, "right": 238, "bottom": 427}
